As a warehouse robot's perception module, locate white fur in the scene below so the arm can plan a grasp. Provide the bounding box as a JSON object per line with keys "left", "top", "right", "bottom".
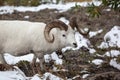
{"left": 0, "top": 20, "right": 77, "bottom": 64}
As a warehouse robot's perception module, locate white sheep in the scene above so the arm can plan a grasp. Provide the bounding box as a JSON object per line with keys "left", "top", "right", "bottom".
{"left": 0, "top": 20, "right": 77, "bottom": 69}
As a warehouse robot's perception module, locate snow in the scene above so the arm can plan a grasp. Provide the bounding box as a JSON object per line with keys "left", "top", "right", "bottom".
{"left": 99, "top": 26, "right": 120, "bottom": 48}
{"left": 0, "top": 70, "right": 63, "bottom": 80}
{"left": 0, "top": 1, "right": 101, "bottom": 14}
{"left": 110, "top": 59, "right": 120, "bottom": 70}
{"left": 104, "top": 50, "right": 120, "bottom": 57}
{"left": 44, "top": 54, "right": 51, "bottom": 63}
{"left": 4, "top": 53, "right": 34, "bottom": 64}
{"left": 24, "top": 15, "right": 30, "bottom": 19}
{"left": 0, "top": 0, "right": 120, "bottom": 80}
{"left": 92, "top": 59, "right": 103, "bottom": 65}
{"left": 82, "top": 74, "right": 90, "bottom": 78}
{"left": 58, "top": 17, "right": 95, "bottom": 53}
{"left": 89, "top": 29, "right": 103, "bottom": 38}
{"left": 44, "top": 52, "right": 63, "bottom": 65}
{"left": 0, "top": 66, "right": 27, "bottom": 80}
{"left": 62, "top": 32, "right": 91, "bottom": 52}
{"left": 72, "top": 75, "right": 81, "bottom": 79}
{"left": 0, "top": 14, "right": 97, "bottom": 80}
{"left": 51, "top": 52, "right": 63, "bottom": 65}
{"left": 98, "top": 26, "right": 120, "bottom": 70}
{"left": 4, "top": 52, "right": 62, "bottom": 65}
{"left": 31, "top": 74, "right": 42, "bottom": 80}
{"left": 43, "top": 72, "right": 63, "bottom": 80}
{"left": 0, "top": 71, "right": 26, "bottom": 80}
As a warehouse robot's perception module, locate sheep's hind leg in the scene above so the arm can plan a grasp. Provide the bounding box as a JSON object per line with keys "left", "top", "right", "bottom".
{"left": 0, "top": 54, "right": 6, "bottom": 64}
{"left": 0, "top": 54, "right": 12, "bottom": 71}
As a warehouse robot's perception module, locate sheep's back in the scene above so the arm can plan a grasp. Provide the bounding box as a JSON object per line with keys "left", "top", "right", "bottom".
{"left": 0, "top": 20, "right": 46, "bottom": 55}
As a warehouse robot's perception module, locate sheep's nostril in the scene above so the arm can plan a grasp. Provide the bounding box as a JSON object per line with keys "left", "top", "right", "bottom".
{"left": 73, "top": 43, "right": 77, "bottom": 47}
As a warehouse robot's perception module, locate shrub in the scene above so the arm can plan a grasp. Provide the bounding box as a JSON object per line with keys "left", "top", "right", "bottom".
{"left": 87, "top": 3, "right": 101, "bottom": 18}
{"left": 86, "top": 0, "right": 119, "bottom": 18}
{"left": 102, "top": 0, "right": 120, "bottom": 10}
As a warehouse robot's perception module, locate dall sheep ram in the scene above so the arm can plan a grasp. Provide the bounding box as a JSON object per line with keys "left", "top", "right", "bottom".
{"left": 0, "top": 20, "right": 77, "bottom": 69}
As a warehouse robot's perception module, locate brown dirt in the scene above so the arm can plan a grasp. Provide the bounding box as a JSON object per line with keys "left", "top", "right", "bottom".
{"left": 0, "top": 6, "right": 120, "bottom": 80}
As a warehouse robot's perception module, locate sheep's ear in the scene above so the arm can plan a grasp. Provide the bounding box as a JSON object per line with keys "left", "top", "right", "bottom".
{"left": 44, "top": 20, "right": 68, "bottom": 43}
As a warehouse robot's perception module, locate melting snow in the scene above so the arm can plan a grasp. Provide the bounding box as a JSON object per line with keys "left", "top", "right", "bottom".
{"left": 1, "top": 1, "right": 120, "bottom": 80}
{"left": 89, "top": 29, "right": 103, "bottom": 38}
{"left": 110, "top": 59, "right": 120, "bottom": 70}
{"left": 62, "top": 32, "right": 91, "bottom": 52}
{"left": 92, "top": 59, "right": 103, "bottom": 65}
{"left": 51, "top": 52, "right": 63, "bottom": 65}
{"left": 0, "top": 69, "right": 63, "bottom": 80}
{"left": 0, "top": 71, "right": 26, "bottom": 80}
{"left": 0, "top": 1, "right": 101, "bottom": 14}
{"left": 24, "top": 15, "right": 30, "bottom": 19}
{"left": 104, "top": 50, "right": 120, "bottom": 57}
{"left": 99, "top": 26, "right": 120, "bottom": 48}
{"left": 82, "top": 74, "right": 90, "bottom": 78}
{"left": 4, "top": 53, "right": 34, "bottom": 64}
{"left": 31, "top": 74, "right": 42, "bottom": 80}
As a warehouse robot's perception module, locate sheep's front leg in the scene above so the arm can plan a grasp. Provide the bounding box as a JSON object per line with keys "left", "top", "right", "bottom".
{"left": 0, "top": 54, "right": 6, "bottom": 64}
{"left": 33, "top": 52, "right": 44, "bottom": 71}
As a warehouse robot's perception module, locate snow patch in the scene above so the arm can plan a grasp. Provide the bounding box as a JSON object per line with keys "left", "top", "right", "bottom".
{"left": 31, "top": 74, "right": 42, "bottom": 80}
{"left": 24, "top": 15, "right": 30, "bottom": 19}
{"left": 44, "top": 52, "right": 63, "bottom": 65}
{"left": 0, "top": 1, "right": 101, "bottom": 14}
{"left": 89, "top": 29, "right": 103, "bottom": 38}
{"left": 0, "top": 68, "right": 26, "bottom": 80}
{"left": 62, "top": 32, "right": 95, "bottom": 53}
{"left": 51, "top": 52, "right": 63, "bottom": 65}
{"left": 99, "top": 26, "right": 120, "bottom": 48}
{"left": 110, "top": 59, "right": 120, "bottom": 70}
{"left": 92, "top": 59, "right": 103, "bottom": 65}
{"left": 4, "top": 53, "right": 34, "bottom": 64}
{"left": 43, "top": 72, "right": 63, "bottom": 80}
{"left": 44, "top": 54, "right": 51, "bottom": 63}
{"left": 104, "top": 50, "right": 120, "bottom": 57}
{"left": 0, "top": 69, "right": 63, "bottom": 80}
{"left": 82, "top": 74, "right": 90, "bottom": 78}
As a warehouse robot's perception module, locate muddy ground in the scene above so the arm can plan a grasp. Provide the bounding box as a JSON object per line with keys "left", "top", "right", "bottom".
{"left": 0, "top": 6, "right": 120, "bottom": 80}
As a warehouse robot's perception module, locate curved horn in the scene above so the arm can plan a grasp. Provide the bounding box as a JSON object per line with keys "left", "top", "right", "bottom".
{"left": 69, "top": 16, "right": 78, "bottom": 30}
{"left": 69, "top": 16, "right": 90, "bottom": 36}
{"left": 44, "top": 20, "right": 68, "bottom": 43}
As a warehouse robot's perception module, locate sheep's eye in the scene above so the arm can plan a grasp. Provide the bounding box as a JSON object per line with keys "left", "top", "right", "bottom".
{"left": 62, "top": 34, "right": 66, "bottom": 37}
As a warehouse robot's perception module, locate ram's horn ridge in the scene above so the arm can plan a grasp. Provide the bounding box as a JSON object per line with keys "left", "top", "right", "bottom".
{"left": 44, "top": 20, "right": 68, "bottom": 43}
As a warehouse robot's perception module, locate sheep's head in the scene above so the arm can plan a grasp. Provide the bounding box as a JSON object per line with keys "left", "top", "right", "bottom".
{"left": 44, "top": 20, "right": 68, "bottom": 43}
{"left": 58, "top": 26, "right": 77, "bottom": 48}
{"left": 44, "top": 20, "right": 77, "bottom": 48}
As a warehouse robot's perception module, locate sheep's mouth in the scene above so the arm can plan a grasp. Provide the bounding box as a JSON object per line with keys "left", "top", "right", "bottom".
{"left": 73, "top": 43, "right": 78, "bottom": 48}
{"left": 74, "top": 45, "right": 77, "bottom": 48}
